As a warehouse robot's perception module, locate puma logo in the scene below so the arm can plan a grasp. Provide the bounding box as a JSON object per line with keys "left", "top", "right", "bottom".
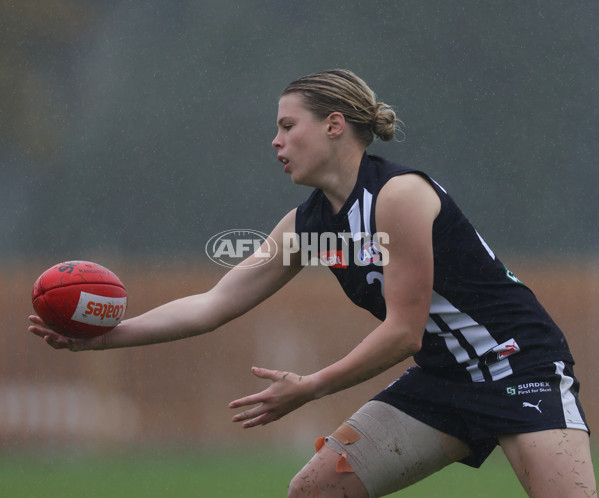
{"left": 522, "top": 400, "right": 542, "bottom": 413}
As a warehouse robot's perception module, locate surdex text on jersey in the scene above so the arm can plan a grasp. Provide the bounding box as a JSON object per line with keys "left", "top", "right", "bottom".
{"left": 518, "top": 382, "right": 550, "bottom": 390}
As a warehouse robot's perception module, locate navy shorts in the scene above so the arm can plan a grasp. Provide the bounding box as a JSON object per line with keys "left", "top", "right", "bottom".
{"left": 372, "top": 361, "right": 589, "bottom": 467}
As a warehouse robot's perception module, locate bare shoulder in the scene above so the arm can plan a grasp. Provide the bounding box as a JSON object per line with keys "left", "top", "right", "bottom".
{"left": 272, "top": 208, "right": 297, "bottom": 235}
{"left": 377, "top": 173, "right": 441, "bottom": 225}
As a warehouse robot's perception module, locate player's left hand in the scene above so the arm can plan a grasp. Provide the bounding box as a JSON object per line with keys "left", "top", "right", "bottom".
{"left": 229, "top": 367, "right": 315, "bottom": 428}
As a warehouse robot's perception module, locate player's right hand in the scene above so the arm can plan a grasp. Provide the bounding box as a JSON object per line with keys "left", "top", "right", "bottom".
{"left": 28, "top": 315, "right": 89, "bottom": 351}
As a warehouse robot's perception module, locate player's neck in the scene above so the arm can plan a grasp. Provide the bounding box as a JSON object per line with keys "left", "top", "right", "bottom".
{"left": 319, "top": 148, "right": 364, "bottom": 214}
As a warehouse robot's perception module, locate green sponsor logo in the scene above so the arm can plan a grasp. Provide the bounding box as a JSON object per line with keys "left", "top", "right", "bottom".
{"left": 504, "top": 265, "right": 523, "bottom": 284}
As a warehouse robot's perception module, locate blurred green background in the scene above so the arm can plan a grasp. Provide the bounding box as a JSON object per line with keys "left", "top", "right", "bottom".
{"left": 0, "top": 447, "right": 521, "bottom": 497}
{"left": 2, "top": 1, "right": 599, "bottom": 496}
{"left": 2, "top": 447, "right": 598, "bottom": 497}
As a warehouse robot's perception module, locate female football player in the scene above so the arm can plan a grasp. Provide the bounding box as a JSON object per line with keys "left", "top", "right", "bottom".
{"left": 29, "top": 69, "right": 596, "bottom": 497}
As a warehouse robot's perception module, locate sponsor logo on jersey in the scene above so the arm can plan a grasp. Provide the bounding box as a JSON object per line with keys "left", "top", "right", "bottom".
{"left": 318, "top": 250, "right": 348, "bottom": 268}
{"left": 496, "top": 339, "right": 520, "bottom": 359}
{"left": 483, "top": 338, "right": 520, "bottom": 365}
{"left": 522, "top": 400, "right": 543, "bottom": 413}
{"left": 506, "top": 381, "right": 552, "bottom": 396}
{"left": 503, "top": 264, "right": 523, "bottom": 284}
{"left": 71, "top": 292, "right": 127, "bottom": 326}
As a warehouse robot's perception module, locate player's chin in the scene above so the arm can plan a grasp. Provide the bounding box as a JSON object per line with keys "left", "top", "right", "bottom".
{"left": 287, "top": 170, "right": 300, "bottom": 184}
{"left": 288, "top": 171, "right": 312, "bottom": 187}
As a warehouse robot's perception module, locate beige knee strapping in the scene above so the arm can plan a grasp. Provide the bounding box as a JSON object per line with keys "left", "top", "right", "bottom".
{"left": 324, "top": 400, "right": 471, "bottom": 498}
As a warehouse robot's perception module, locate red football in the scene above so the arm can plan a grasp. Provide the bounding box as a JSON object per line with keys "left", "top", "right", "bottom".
{"left": 32, "top": 261, "right": 127, "bottom": 339}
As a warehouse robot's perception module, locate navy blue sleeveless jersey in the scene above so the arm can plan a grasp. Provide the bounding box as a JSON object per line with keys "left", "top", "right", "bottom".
{"left": 295, "top": 153, "right": 573, "bottom": 382}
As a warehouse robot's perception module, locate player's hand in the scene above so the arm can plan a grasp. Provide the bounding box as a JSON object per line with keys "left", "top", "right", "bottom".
{"left": 229, "top": 367, "right": 316, "bottom": 428}
{"left": 28, "top": 315, "right": 91, "bottom": 351}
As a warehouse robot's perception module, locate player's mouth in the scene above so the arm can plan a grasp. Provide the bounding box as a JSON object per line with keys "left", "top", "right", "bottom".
{"left": 278, "top": 156, "right": 290, "bottom": 173}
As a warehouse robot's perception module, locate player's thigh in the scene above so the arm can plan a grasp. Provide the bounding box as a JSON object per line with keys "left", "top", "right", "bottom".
{"left": 288, "top": 445, "right": 368, "bottom": 498}
{"left": 499, "top": 429, "right": 597, "bottom": 498}
{"left": 289, "top": 400, "right": 472, "bottom": 498}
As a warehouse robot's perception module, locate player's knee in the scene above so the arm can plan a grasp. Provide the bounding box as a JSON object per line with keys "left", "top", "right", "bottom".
{"left": 287, "top": 471, "right": 315, "bottom": 498}
{"left": 287, "top": 444, "right": 347, "bottom": 498}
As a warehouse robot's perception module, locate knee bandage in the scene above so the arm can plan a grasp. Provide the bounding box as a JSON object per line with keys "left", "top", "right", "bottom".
{"left": 321, "top": 401, "right": 468, "bottom": 498}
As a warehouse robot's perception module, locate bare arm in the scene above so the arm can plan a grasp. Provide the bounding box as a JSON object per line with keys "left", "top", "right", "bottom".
{"left": 230, "top": 174, "right": 440, "bottom": 427}
{"left": 28, "top": 209, "right": 302, "bottom": 350}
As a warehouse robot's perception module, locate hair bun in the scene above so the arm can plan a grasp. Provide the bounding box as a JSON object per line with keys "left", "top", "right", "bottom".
{"left": 372, "top": 103, "right": 397, "bottom": 142}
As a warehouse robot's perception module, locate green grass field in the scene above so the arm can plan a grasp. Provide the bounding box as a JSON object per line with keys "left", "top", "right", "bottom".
{"left": 0, "top": 446, "right": 596, "bottom": 497}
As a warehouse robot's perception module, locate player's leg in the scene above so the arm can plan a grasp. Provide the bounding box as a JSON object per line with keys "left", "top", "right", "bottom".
{"left": 288, "top": 400, "right": 472, "bottom": 498}
{"left": 499, "top": 429, "right": 597, "bottom": 498}
{"left": 288, "top": 444, "right": 369, "bottom": 498}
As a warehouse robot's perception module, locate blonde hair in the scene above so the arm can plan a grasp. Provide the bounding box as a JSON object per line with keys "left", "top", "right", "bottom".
{"left": 281, "top": 69, "right": 398, "bottom": 146}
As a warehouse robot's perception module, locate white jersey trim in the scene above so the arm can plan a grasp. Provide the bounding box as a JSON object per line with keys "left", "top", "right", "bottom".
{"left": 347, "top": 188, "right": 374, "bottom": 241}
{"left": 554, "top": 361, "right": 587, "bottom": 430}
{"left": 428, "top": 291, "right": 514, "bottom": 382}
{"left": 362, "top": 188, "right": 373, "bottom": 236}
{"left": 348, "top": 199, "right": 361, "bottom": 241}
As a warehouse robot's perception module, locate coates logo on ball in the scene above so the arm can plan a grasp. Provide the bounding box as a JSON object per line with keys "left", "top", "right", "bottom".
{"left": 32, "top": 261, "right": 127, "bottom": 339}
{"left": 73, "top": 292, "right": 127, "bottom": 327}
{"left": 205, "top": 229, "right": 278, "bottom": 268}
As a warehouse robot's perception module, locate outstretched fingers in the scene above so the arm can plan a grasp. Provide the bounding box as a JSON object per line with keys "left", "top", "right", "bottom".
{"left": 250, "top": 366, "right": 289, "bottom": 381}
{"left": 231, "top": 406, "right": 273, "bottom": 428}
{"left": 28, "top": 315, "right": 80, "bottom": 350}
{"left": 229, "top": 366, "right": 311, "bottom": 428}
{"left": 229, "top": 367, "right": 273, "bottom": 427}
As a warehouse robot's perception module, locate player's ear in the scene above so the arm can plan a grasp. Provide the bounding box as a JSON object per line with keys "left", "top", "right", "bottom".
{"left": 325, "top": 112, "right": 345, "bottom": 138}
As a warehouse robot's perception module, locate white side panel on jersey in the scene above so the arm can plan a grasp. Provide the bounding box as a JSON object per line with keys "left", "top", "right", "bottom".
{"left": 428, "top": 291, "right": 514, "bottom": 382}
{"left": 554, "top": 361, "right": 587, "bottom": 430}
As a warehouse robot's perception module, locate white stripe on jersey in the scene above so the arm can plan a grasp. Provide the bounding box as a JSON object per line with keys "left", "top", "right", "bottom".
{"left": 347, "top": 189, "right": 374, "bottom": 241}
{"left": 430, "top": 177, "right": 447, "bottom": 194}
{"left": 362, "top": 188, "right": 373, "bottom": 236}
{"left": 348, "top": 199, "right": 361, "bottom": 241}
{"left": 476, "top": 231, "right": 496, "bottom": 260}
{"left": 554, "top": 361, "right": 587, "bottom": 430}
{"left": 428, "top": 291, "right": 514, "bottom": 382}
